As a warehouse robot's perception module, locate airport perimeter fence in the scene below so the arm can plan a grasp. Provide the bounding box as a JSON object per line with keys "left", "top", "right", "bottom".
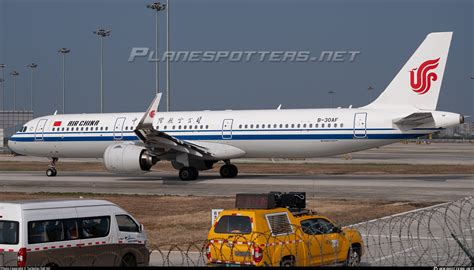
{"left": 152, "top": 196, "right": 473, "bottom": 267}
{"left": 2, "top": 197, "right": 471, "bottom": 266}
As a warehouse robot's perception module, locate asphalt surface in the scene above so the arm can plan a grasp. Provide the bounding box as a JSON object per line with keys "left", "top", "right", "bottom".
{"left": 0, "top": 171, "right": 472, "bottom": 202}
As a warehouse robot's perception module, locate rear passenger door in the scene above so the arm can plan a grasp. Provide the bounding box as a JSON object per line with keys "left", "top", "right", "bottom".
{"left": 75, "top": 207, "right": 115, "bottom": 266}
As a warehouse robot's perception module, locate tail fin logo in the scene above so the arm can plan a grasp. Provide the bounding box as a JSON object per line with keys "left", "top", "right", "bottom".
{"left": 410, "top": 58, "right": 440, "bottom": 95}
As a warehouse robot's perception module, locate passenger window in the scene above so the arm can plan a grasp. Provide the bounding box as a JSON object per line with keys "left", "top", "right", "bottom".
{"left": 303, "top": 124, "right": 306, "bottom": 128}
{"left": 183, "top": 125, "right": 187, "bottom": 130}
{"left": 214, "top": 215, "right": 252, "bottom": 234}
{"left": 250, "top": 124, "right": 253, "bottom": 129}
{"left": 200, "top": 125, "right": 203, "bottom": 129}
{"left": 172, "top": 125, "right": 176, "bottom": 129}
{"left": 256, "top": 124, "right": 260, "bottom": 128}
{"left": 206, "top": 125, "right": 209, "bottom": 129}
{"left": 116, "top": 215, "right": 139, "bottom": 233}
{"left": 244, "top": 125, "right": 248, "bottom": 129}
{"left": 27, "top": 217, "right": 109, "bottom": 244}
{"left": 285, "top": 124, "right": 289, "bottom": 128}
{"left": 195, "top": 125, "right": 198, "bottom": 129}
{"left": 291, "top": 124, "right": 295, "bottom": 128}
{"left": 341, "top": 123, "right": 344, "bottom": 128}
{"left": 164, "top": 125, "right": 167, "bottom": 130}
{"left": 79, "top": 216, "right": 110, "bottom": 239}
{"left": 328, "top": 123, "right": 331, "bottom": 128}
{"left": 334, "top": 123, "right": 337, "bottom": 128}
{"left": 297, "top": 124, "right": 301, "bottom": 128}
{"left": 322, "top": 124, "right": 325, "bottom": 128}
{"left": 309, "top": 124, "right": 312, "bottom": 128}
{"left": 178, "top": 125, "right": 181, "bottom": 130}
{"left": 0, "top": 221, "right": 19, "bottom": 244}
{"left": 52, "top": 128, "right": 55, "bottom": 131}
{"left": 301, "top": 218, "right": 336, "bottom": 235}
{"left": 279, "top": 124, "right": 282, "bottom": 128}
{"left": 100, "top": 127, "right": 103, "bottom": 131}
{"left": 105, "top": 127, "right": 108, "bottom": 131}
{"left": 315, "top": 124, "right": 319, "bottom": 128}
{"left": 62, "top": 127, "right": 65, "bottom": 131}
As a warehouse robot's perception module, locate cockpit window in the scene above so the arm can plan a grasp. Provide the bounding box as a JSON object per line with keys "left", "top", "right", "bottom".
{"left": 19, "top": 126, "right": 27, "bottom": 132}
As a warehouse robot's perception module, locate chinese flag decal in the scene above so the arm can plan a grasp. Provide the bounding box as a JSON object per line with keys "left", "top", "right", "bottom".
{"left": 53, "top": 121, "right": 62, "bottom": 126}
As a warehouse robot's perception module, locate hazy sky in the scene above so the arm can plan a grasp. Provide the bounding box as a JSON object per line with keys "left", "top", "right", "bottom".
{"left": 0, "top": 0, "right": 472, "bottom": 118}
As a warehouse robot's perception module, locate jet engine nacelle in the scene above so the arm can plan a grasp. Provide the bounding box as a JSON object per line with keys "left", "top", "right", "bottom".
{"left": 103, "top": 143, "right": 156, "bottom": 174}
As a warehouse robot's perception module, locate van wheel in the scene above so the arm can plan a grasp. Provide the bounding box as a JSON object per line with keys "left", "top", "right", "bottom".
{"left": 345, "top": 246, "right": 361, "bottom": 266}
{"left": 120, "top": 253, "right": 137, "bottom": 267}
{"left": 280, "top": 257, "right": 295, "bottom": 267}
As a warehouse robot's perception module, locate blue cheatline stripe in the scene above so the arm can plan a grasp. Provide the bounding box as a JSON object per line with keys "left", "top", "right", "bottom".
{"left": 9, "top": 133, "right": 426, "bottom": 142}
{"left": 16, "top": 127, "right": 442, "bottom": 136}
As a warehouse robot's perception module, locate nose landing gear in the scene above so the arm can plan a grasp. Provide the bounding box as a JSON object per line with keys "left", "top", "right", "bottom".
{"left": 46, "top": 158, "right": 58, "bottom": 177}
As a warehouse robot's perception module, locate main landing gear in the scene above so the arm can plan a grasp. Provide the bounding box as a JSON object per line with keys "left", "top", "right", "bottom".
{"left": 219, "top": 161, "right": 238, "bottom": 178}
{"left": 177, "top": 161, "right": 239, "bottom": 181}
{"left": 46, "top": 158, "right": 58, "bottom": 177}
{"left": 179, "top": 167, "right": 199, "bottom": 181}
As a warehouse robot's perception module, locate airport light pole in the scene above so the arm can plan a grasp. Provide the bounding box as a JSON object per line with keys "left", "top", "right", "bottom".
{"left": 10, "top": 71, "right": 19, "bottom": 111}
{"left": 147, "top": 2, "right": 166, "bottom": 96}
{"left": 166, "top": 0, "right": 170, "bottom": 112}
{"left": 58, "top": 48, "right": 70, "bottom": 114}
{"left": 93, "top": 29, "right": 111, "bottom": 113}
{"left": 328, "top": 90, "right": 335, "bottom": 107}
{"left": 367, "top": 85, "right": 374, "bottom": 102}
{"left": 27, "top": 63, "right": 38, "bottom": 113}
{"left": 0, "top": 64, "right": 5, "bottom": 111}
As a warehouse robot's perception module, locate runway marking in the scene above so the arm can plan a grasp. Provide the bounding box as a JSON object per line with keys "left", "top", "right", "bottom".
{"left": 361, "top": 234, "right": 472, "bottom": 241}
{"left": 373, "top": 247, "right": 417, "bottom": 262}
{"left": 346, "top": 197, "right": 472, "bottom": 228}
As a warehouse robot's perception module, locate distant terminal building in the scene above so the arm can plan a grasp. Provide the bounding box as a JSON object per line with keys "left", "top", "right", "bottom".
{"left": 436, "top": 121, "right": 474, "bottom": 139}
{"left": 0, "top": 111, "right": 33, "bottom": 146}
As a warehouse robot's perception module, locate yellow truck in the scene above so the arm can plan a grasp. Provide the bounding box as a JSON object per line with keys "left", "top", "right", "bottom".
{"left": 206, "top": 192, "right": 364, "bottom": 266}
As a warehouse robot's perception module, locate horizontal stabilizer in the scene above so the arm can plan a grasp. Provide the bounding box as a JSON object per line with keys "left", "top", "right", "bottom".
{"left": 393, "top": 112, "right": 434, "bottom": 127}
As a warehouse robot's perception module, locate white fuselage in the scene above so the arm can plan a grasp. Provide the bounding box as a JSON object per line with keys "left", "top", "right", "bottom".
{"left": 8, "top": 107, "right": 447, "bottom": 159}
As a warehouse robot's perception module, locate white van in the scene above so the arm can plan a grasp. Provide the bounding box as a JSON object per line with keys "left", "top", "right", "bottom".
{"left": 0, "top": 199, "right": 150, "bottom": 266}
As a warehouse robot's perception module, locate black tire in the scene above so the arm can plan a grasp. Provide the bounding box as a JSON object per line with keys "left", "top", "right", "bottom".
{"left": 345, "top": 246, "right": 361, "bottom": 267}
{"left": 220, "top": 164, "right": 238, "bottom": 178}
{"left": 280, "top": 257, "right": 295, "bottom": 267}
{"left": 179, "top": 167, "right": 198, "bottom": 181}
{"left": 120, "top": 253, "right": 137, "bottom": 267}
{"left": 228, "top": 164, "right": 238, "bottom": 178}
{"left": 46, "top": 168, "right": 57, "bottom": 177}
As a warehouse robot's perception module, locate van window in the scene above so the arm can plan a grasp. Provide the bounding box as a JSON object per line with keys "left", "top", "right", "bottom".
{"left": 28, "top": 216, "right": 110, "bottom": 244}
{"left": 0, "top": 220, "right": 19, "bottom": 244}
{"left": 300, "top": 218, "right": 335, "bottom": 235}
{"left": 214, "top": 215, "right": 251, "bottom": 234}
{"left": 79, "top": 216, "right": 111, "bottom": 239}
{"left": 116, "top": 215, "right": 139, "bottom": 233}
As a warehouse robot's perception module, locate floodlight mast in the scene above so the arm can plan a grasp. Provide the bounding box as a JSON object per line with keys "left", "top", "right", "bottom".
{"left": 58, "top": 48, "right": 70, "bottom": 114}
{"left": 93, "top": 29, "right": 111, "bottom": 113}
{"left": 27, "top": 63, "right": 38, "bottom": 113}
{"left": 147, "top": 2, "right": 166, "bottom": 98}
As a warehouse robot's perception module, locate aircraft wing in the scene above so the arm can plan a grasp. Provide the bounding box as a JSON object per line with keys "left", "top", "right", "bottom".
{"left": 134, "top": 94, "right": 245, "bottom": 159}
{"left": 393, "top": 112, "right": 434, "bottom": 127}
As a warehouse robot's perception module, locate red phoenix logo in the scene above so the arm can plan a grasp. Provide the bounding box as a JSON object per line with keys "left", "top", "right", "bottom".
{"left": 149, "top": 110, "right": 156, "bottom": 118}
{"left": 410, "top": 58, "right": 440, "bottom": 95}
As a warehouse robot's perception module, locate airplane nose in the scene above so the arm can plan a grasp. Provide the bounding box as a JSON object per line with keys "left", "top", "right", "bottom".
{"left": 7, "top": 137, "right": 18, "bottom": 154}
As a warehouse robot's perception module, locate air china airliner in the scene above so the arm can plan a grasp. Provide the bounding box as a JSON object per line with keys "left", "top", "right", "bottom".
{"left": 8, "top": 32, "right": 463, "bottom": 180}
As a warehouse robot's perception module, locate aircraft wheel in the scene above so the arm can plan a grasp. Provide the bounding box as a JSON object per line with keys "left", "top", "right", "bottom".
{"left": 179, "top": 167, "right": 199, "bottom": 181}
{"left": 46, "top": 168, "right": 57, "bottom": 177}
{"left": 220, "top": 164, "right": 238, "bottom": 178}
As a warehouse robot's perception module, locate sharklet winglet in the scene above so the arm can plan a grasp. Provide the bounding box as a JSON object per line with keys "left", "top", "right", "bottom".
{"left": 137, "top": 93, "right": 162, "bottom": 129}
